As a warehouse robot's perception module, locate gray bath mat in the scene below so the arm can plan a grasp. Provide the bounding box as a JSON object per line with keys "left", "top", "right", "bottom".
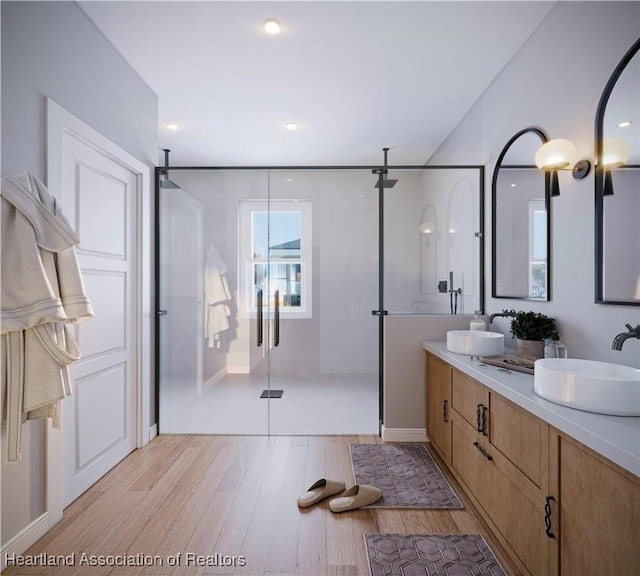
{"left": 364, "top": 534, "right": 507, "bottom": 576}
{"left": 350, "top": 444, "right": 462, "bottom": 508}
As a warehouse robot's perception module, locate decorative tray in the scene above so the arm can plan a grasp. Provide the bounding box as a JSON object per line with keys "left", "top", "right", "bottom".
{"left": 479, "top": 355, "right": 535, "bottom": 375}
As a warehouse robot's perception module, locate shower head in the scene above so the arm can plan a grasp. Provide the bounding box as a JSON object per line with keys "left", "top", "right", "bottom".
{"left": 373, "top": 147, "right": 398, "bottom": 189}
{"left": 159, "top": 147, "right": 180, "bottom": 189}
{"left": 374, "top": 178, "right": 398, "bottom": 189}
{"left": 160, "top": 177, "right": 180, "bottom": 189}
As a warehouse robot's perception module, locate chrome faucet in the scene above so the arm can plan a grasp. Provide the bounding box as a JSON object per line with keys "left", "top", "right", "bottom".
{"left": 488, "top": 309, "right": 516, "bottom": 325}
{"left": 611, "top": 324, "right": 640, "bottom": 351}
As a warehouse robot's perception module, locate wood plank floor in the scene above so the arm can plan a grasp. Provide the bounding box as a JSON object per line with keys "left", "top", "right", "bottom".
{"left": 3, "top": 436, "right": 522, "bottom": 576}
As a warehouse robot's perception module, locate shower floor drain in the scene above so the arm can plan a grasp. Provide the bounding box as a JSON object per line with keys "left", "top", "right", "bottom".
{"left": 260, "top": 389, "right": 284, "bottom": 399}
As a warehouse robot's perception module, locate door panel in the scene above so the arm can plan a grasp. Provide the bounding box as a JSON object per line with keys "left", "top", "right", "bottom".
{"left": 158, "top": 187, "right": 206, "bottom": 432}
{"left": 61, "top": 134, "right": 137, "bottom": 506}
{"left": 159, "top": 172, "right": 270, "bottom": 434}
{"left": 267, "top": 170, "right": 379, "bottom": 435}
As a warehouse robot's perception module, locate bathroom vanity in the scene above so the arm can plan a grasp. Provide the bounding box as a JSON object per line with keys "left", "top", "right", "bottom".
{"left": 423, "top": 341, "right": 640, "bottom": 576}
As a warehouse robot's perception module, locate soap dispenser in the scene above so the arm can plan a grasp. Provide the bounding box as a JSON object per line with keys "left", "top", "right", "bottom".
{"left": 544, "top": 332, "right": 568, "bottom": 358}
{"left": 470, "top": 312, "right": 487, "bottom": 331}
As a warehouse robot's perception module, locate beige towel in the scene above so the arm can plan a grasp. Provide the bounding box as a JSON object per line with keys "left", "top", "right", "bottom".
{"left": 1, "top": 171, "right": 93, "bottom": 462}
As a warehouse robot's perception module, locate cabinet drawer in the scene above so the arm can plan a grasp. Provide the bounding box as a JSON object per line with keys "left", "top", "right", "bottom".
{"left": 490, "top": 393, "right": 549, "bottom": 490}
{"left": 452, "top": 418, "right": 550, "bottom": 576}
{"left": 451, "top": 369, "right": 487, "bottom": 433}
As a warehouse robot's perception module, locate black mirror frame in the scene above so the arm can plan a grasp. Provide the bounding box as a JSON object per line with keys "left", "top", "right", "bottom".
{"left": 594, "top": 37, "right": 640, "bottom": 305}
{"left": 491, "top": 127, "right": 552, "bottom": 301}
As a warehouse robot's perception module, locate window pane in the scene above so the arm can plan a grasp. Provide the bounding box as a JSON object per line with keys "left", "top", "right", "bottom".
{"left": 269, "top": 212, "right": 301, "bottom": 259}
{"left": 252, "top": 263, "right": 302, "bottom": 309}
{"left": 530, "top": 262, "right": 547, "bottom": 299}
{"left": 532, "top": 209, "right": 547, "bottom": 260}
{"left": 252, "top": 211, "right": 269, "bottom": 259}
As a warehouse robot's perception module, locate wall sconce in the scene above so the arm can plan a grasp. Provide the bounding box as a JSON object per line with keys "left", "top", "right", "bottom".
{"left": 535, "top": 139, "right": 592, "bottom": 197}
{"left": 602, "top": 139, "right": 631, "bottom": 196}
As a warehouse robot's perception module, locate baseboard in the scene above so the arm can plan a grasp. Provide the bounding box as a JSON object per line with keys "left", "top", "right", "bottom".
{"left": 1, "top": 512, "right": 49, "bottom": 572}
{"left": 147, "top": 423, "right": 158, "bottom": 442}
{"left": 204, "top": 367, "right": 227, "bottom": 389}
{"left": 381, "top": 426, "right": 428, "bottom": 443}
{"left": 226, "top": 366, "right": 250, "bottom": 375}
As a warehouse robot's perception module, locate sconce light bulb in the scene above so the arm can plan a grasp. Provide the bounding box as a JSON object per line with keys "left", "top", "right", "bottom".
{"left": 602, "top": 139, "right": 631, "bottom": 168}
{"left": 264, "top": 19, "right": 281, "bottom": 35}
{"left": 535, "top": 139, "right": 576, "bottom": 171}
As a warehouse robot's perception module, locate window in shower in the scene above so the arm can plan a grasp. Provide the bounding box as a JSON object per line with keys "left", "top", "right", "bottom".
{"left": 240, "top": 199, "right": 312, "bottom": 317}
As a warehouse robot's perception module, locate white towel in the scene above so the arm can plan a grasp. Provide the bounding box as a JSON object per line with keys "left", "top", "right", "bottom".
{"left": 204, "top": 244, "right": 231, "bottom": 345}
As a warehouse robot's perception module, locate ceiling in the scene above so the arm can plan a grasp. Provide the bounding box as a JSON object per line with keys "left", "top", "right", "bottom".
{"left": 79, "top": 1, "right": 555, "bottom": 167}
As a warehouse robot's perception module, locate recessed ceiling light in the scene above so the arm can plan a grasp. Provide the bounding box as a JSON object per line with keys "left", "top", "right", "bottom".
{"left": 510, "top": 183, "right": 517, "bottom": 188}
{"left": 285, "top": 122, "right": 298, "bottom": 131}
{"left": 618, "top": 120, "right": 632, "bottom": 128}
{"left": 286, "top": 177, "right": 293, "bottom": 182}
{"left": 264, "top": 19, "right": 281, "bottom": 35}
{"left": 166, "top": 122, "right": 179, "bottom": 131}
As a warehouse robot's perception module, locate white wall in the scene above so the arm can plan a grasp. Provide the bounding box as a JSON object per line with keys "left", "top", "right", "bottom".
{"left": 430, "top": 1, "right": 640, "bottom": 368}
{"left": 1, "top": 1, "right": 157, "bottom": 547}
{"left": 170, "top": 169, "right": 380, "bottom": 380}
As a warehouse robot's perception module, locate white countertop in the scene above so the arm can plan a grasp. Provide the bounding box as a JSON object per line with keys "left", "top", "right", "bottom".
{"left": 423, "top": 341, "right": 640, "bottom": 478}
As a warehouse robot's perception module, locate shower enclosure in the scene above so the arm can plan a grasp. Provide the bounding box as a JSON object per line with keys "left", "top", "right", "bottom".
{"left": 156, "top": 164, "right": 483, "bottom": 436}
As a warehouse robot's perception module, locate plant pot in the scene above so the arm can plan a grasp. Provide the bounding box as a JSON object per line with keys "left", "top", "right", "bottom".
{"left": 516, "top": 338, "right": 544, "bottom": 360}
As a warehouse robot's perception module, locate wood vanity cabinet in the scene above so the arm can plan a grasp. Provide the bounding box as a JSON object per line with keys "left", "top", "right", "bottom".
{"left": 424, "top": 351, "right": 640, "bottom": 576}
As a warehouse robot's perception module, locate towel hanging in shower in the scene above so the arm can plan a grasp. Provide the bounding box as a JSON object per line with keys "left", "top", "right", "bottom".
{"left": 204, "top": 244, "right": 231, "bottom": 347}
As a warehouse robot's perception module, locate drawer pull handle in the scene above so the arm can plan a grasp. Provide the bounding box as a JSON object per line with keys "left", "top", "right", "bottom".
{"left": 473, "top": 441, "right": 493, "bottom": 461}
{"left": 443, "top": 400, "right": 449, "bottom": 423}
{"left": 476, "top": 404, "right": 488, "bottom": 435}
{"left": 481, "top": 405, "right": 488, "bottom": 436}
{"left": 544, "top": 496, "right": 556, "bottom": 539}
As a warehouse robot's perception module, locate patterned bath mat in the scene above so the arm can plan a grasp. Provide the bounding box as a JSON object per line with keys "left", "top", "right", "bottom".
{"left": 364, "top": 534, "right": 507, "bottom": 576}
{"left": 350, "top": 444, "right": 462, "bottom": 508}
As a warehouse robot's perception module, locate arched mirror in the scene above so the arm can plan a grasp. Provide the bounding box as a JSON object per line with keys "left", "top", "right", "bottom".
{"left": 595, "top": 38, "right": 640, "bottom": 305}
{"left": 492, "top": 127, "right": 551, "bottom": 300}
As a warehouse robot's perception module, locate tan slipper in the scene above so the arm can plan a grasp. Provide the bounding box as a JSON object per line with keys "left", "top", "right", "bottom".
{"left": 297, "top": 478, "right": 346, "bottom": 508}
{"left": 328, "top": 484, "right": 382, "bottom": 513}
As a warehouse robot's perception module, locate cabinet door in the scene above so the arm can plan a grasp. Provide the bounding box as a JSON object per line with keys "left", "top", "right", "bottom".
{"left": 559, "top": 436, "right": 640, "bottom": 576}
{"left": 426, "top": 353, "right": 451, "bottom": 463}
{"left": 452, "top": 418, "right": 550, "bottom": 576}
{"left": 452, "top": 369, "right": 488, "bottom": 435}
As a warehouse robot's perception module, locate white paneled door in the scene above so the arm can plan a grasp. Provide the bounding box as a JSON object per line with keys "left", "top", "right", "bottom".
{"left": 47, "top": 101, "right": 141, "bottom": 507}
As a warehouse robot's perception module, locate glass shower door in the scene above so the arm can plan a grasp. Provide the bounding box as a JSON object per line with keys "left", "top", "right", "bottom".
{"left": 266, "top": 170, "right": 379, "bottom": 435}
{"left": 158, "top": 170, "right": 271, "bottom": 434}
{"left": 158, "top": 168, "right": 380, "bottom": 435}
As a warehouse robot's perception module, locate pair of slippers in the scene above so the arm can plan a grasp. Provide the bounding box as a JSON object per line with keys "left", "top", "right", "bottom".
{"left": 297, "top": 478, "right": 382, "bottom": 512}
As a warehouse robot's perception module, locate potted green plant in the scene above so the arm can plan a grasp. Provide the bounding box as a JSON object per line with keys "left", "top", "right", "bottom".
{"left": 509, "top": 310, "right": 556, "bottom": 359}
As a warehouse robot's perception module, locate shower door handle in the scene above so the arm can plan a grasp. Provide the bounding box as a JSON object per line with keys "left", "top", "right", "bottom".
{"left": 274, "top": 290, "right": 280, "bottom": 347}
{"left": 257, "top": 288, "right": 263, "bottom": 347}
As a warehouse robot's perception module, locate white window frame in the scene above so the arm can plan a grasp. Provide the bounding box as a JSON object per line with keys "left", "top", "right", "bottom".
{"left": 239, "top": 199, "right": 312, "bottom": 319}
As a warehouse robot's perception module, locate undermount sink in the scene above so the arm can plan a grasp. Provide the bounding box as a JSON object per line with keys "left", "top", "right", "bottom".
{"left": 534, "top": 358, "right": 640, "bottom": 416}
{"left": 446, "top": 330, "right": 504, "bottom": 357}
